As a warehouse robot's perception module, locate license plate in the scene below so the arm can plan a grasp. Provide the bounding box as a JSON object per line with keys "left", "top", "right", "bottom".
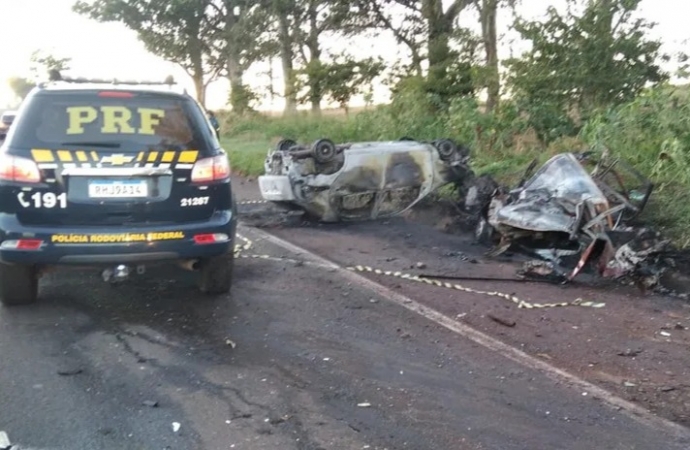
{"left": 88, "top": 180, "right": 148, "bottom": 198}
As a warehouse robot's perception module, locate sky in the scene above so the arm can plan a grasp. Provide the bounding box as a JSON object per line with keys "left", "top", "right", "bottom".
{"left": 1, "top": 0, "right": 688, "bottom": 111}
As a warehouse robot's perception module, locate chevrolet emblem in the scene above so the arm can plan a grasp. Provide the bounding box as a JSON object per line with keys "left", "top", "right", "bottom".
{"left": 101, "top": 154, "right": 134, "bottom": 166}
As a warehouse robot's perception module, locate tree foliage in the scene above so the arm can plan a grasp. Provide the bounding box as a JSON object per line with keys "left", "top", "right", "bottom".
{"left": 29, "top": 50, "right": 72, "bottom": 78}
{"left": 265, "top": 0, "right": 378, "bottom": 114}
{"left": 355, "top": 0, "right": 476, "bottom": 107}
{"left": 74, "top": 0, "right": 221, "bottom": 106}
{"left": 295, "top": 56, "right": 384, "bottom": 114}
{"left": 7, "top": 77, "right": 36, "bottom": 101}
{"left": 506, "top": 0, "right": 668, "bottom": 143}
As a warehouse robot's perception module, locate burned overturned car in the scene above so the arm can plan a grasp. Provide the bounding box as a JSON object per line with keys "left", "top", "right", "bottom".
{"left": 474, "top": 150, "right": 679, "bottom": 290}
{"left": 258, "top": 137, "right": 472, "bottom": 221}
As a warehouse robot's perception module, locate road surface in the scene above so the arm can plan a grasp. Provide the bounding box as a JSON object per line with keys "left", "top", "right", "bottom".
{"left": 0, "top": 222, "right": 688, "bottom": 449}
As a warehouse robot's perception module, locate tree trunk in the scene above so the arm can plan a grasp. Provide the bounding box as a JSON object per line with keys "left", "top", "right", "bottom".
{"left": 424, "top": 0, "right": 451, "bottom": 84}
{"left": 278, "top": 10, "right": 297, "bottom": 115}
{"left": 224, "top": 2, "right": 246, "bottom": 113}
{"left": 307, "top": 0, "right": 322, "bottom": 115}
{"left": 227, "top": 52, "right": 245, "bottom": 112}
{"left": 193, "top": 73, "right": 206, "bottom": 107}
{"left": 480, "top": 0, "right": 499, "bottom": 112}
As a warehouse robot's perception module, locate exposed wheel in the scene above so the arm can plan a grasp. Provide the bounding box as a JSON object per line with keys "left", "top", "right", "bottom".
{"left": 277, "top": 139, "right": 297, "bottom": 152}
{"left": 433, "top": 138, "right": 458, "bottom": 160}
{"left": 311, "top": 139, "right": 337, "bottom": 163}
{"left": 0, "top": 263, "right": 38, "bottom": 306}
{"left": 198, "top": 252, "right": 234, "bottom": 295}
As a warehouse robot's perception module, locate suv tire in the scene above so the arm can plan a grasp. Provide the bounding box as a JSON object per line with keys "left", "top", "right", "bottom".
{"left": 0, "top": 263, "right": 38, "bottom": 306}
{"left": 198, "top": 252, "right": 234, "bottom": 294}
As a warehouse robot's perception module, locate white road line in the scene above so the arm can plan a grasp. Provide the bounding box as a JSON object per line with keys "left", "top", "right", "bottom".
{"left": 243, "top": 225, "right": 690, "bottom": 440}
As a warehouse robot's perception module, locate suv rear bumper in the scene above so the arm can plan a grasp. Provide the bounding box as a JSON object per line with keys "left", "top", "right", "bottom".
{"left": 0, "top": 210, "right": 236, "bottom": 266}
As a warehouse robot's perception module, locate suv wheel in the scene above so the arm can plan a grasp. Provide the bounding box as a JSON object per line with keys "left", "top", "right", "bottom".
{"left": 0, "top": 263, "right": 38, "bottom": 306}
{"left": 198, "top": 252, "right": 234, "bottom": 294}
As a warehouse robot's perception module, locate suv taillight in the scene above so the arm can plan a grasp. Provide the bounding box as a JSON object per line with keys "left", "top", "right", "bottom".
{"left": 0, "top": 155, "right": 41, "bottom": 183}
{"left": 190, "top": 155, "right": 230, "bottom": 183}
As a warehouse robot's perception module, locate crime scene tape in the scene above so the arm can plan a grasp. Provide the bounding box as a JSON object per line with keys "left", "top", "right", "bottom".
{"left": 233, "top": 234, "right": 605, "bottom": 310}
{"left": 346, "top": 265, "right": 605, "bottom": 309}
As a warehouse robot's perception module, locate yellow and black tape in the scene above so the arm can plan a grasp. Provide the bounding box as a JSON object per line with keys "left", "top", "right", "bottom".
{"left": 31, "top": 149, "right": 200, "bottom": 168}
{"left": 345, "top": 265, "right": 605, "bottom": 309}
{"left": 232, "top": 234, "right": 605, "bottom": 310}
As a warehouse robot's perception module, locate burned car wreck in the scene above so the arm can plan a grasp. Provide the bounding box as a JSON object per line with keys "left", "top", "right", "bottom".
{"left": 258, "top": 137, "right": 473, "bottom": 221}
{"left": 474, "top": 151, "right": 677, "bottom": 291}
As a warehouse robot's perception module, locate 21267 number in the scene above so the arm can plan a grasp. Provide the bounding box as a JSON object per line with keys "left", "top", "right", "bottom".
{"left": 180, "top": 196, "right": 209, "bottom": 207}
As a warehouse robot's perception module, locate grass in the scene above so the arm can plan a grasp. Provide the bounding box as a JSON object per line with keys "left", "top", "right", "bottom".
{"left": 222, "top": 136, "right": 271, "bottom": 177}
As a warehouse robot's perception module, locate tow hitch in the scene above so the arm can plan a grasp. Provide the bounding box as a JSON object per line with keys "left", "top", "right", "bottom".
{"left": 101, "top": 264, "right": 146, "bottom": 283}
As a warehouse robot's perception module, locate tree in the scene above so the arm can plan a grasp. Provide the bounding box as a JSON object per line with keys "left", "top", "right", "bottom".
{"left": 29, "top": 50, "right": 72, "bottom": 78}
{"left": 470, "top": 0, "right": 518, "bottom": 112}
{"left": 298, "top": 56, "right": 384, "bottom": 114}
{"left": 273, "top": 0, "right": 299, "bottom": 114}
{"left": 266, "top": 0, "right": 377, "bottom": 115}
{"left": 206, "top": 0, "right": 275, "bottom": 113}
{"left": 74, "top": 0, "right": 223, "bottom": 107}
{"left": 506, "top": 0, "right": 667, "bottom": 143}
{"left": 7, "top": 77, "right": 36, "bottom": 101}
{"left": 357, "top": 0, "right": 475, "bottom": 105}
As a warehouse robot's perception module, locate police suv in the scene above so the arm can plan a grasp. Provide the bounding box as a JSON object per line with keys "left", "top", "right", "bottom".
{"left": 0, "top": 73, "right": 237, "bottom": 306}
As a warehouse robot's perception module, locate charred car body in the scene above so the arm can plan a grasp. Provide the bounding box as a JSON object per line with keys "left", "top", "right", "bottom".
{"left": 258, "top": 137, "right": 472, "bottom": 221}
{"left": 475, "top": 150, "right": 673, "bottom": 289}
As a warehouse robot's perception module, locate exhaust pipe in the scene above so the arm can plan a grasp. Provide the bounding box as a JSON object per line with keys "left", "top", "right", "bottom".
{"left": 178, "top": 259, "right": 201, "bottom": 271}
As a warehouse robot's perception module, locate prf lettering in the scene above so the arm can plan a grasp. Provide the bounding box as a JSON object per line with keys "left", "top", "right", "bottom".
{"left": 66, "top": 106, "right": 165, "bottom": 135}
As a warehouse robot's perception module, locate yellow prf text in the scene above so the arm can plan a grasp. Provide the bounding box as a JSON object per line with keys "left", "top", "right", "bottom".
{"left": 65, "top": 106, "right": 166, "bottom": 135}
{"left": 51, "top": 231, "right": 185, "bottom": 244}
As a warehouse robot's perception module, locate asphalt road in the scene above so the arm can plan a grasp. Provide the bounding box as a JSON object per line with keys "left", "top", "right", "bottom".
{"left": 0, "top": 225, "right": 688, "bottom": 450}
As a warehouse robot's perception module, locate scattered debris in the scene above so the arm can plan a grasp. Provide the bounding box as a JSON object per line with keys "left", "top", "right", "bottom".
{"left": 172, "top": 422, "right": 181, "bottom": 433}
{"left": 57, "top": 367, "right": 83, "bottom": 376}
{"left": 225, "top": 338, "right": 237, "bottom": 349}
{"left": 415, "top": 262, "right": 427, "bottom": 269}
{"left": 623, "top": 381, "right": 637, "bottom": 387}
{"left": 487, "top": 313, "right": 516, "bottom": 328}
{"left": 258, "top": 137, "right": 473, "bottom": 222}
{"left": 617, "top": 348, "right": 642, "bottom": 357}
{"left": 143, "top": 400, "right": 159, "bottom": 408}
{"left": 660, "top": 331, "right": 671, "bottom": 337}
{"left": 660, "top": 386, "right": 677, "bottom": 392}
{"left": 357, "top": 402, "right": 372, "bottom": 408}
{"left": 473, "top": 151, "right": 685, "bottom": 294}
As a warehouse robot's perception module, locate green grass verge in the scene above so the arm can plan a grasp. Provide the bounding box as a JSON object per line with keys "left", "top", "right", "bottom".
{"left": 221, "top": 136, "right": 271, "bottom": 177}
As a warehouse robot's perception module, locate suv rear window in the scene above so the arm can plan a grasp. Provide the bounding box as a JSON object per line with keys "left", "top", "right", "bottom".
{"left": 9, "top": 91, "right": 214, "bottom": 153}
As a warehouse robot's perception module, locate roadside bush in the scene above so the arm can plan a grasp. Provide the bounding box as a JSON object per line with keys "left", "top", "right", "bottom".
{"left": 581, "top": 85, "right": 690, "bottom": 246}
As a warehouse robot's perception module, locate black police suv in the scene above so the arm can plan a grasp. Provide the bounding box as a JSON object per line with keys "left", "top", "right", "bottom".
{"left": 0, "top": 75, "right": 237, "bottom": 306}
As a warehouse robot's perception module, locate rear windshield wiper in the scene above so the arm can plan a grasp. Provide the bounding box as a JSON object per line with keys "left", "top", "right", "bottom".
{"left": 60, "top": 141, "right": 122, "bottom": 148}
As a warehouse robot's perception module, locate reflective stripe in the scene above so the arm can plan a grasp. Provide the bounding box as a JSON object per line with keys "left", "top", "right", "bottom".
{"left": 31, "top": 149, "right": 54, "bottom": 162}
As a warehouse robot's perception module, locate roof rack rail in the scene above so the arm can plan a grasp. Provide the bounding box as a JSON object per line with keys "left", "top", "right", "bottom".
{"left": 45, "top": 70, "right": 177, "bottom": 86}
